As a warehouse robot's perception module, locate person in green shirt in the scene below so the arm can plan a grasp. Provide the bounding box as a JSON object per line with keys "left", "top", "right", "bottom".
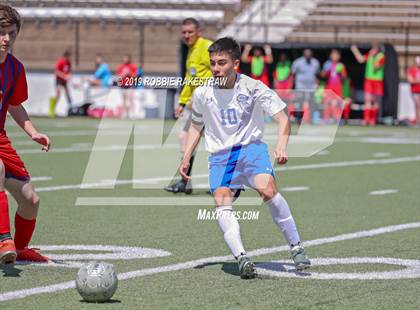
{"left": 164, "top": 18, "right": 213, "bottom": 194}
{"left": 351, "top": 43, "right": 385, "bottom": 126}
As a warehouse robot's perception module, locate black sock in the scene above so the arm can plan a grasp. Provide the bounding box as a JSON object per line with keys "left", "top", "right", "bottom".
{"left": 186, "top": 155, "right": 195, "bottom": 177}
{"left": 0, "top": 232, "right": 12, "bottom": 242}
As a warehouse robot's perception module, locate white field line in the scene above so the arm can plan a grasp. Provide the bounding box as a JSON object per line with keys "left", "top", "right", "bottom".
{"left": 30, "top": 177, "right": 53, "bottom": 182}
{"left": 34, "top": 156, "right": 420, "bottom": 193}
{"left": 13, "top": 135, "right": 420, "bottom": 154}
{"left": 0, "top": 222, "right": 419, "bottom": 302}
{"left": 18, "top": 144, "right": 180, "bottom": 154}
{"left": 369, "top": 189, "right": 399, "bottom": 195}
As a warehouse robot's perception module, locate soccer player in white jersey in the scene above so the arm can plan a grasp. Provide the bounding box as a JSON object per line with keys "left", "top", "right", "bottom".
{"left": 179, "top": 37, "right": 310, "bottom": 278}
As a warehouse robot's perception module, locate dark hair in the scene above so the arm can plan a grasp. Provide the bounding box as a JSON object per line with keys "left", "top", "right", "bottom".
{"left": 63, "top": 49, "right": 71, "bottom": 58}
{"left": 208, "top": 37, "right": 241, "bottom": 61}
{"left": 182, "top": 18, "right": 200, "bottom": 29}
{"left": 0, "top": 4, "right": 22, "bottom": 32}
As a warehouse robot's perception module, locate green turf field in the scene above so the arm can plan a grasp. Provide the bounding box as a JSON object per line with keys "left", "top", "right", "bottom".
{"left": 0, "top": 117, "right": 419, "bottom": 309}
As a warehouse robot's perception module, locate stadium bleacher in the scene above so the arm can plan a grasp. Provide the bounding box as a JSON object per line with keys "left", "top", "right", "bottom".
{"left": 286, "top": 0, "right": 420, "bottom": 76}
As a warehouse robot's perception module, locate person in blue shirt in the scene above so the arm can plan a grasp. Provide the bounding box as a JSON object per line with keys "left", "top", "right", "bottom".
{"left": 89, "top": 54, "right": 112, "bottom": 88}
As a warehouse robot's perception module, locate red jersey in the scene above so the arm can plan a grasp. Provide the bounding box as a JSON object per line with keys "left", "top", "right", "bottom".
{"left": 407, "top": 66, "right": 420, "bottom": 93}
{"left": 55, "top": 57, "right": 71, "bottom": 82}
{"left": 0, "top": 53, "right": 30, "bottom": 181}
{"left": 0, "top": 53, "right": 28, "bottom": 134}
{"left": 117, "top": 63, "right": 137, "bottom": 88}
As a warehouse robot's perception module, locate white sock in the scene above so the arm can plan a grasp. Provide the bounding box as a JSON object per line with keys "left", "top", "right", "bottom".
{"left": 266, "top": 193, "right": 301, "bottom": 246}
{"left": 216, "top": 206, "right": 246, "bottom": 258}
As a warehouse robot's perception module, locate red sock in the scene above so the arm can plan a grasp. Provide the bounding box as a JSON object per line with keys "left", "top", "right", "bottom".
{"left": 323, "top": 105, "right": 331, "bottom": 120}
{"left": 14, "top": 213, "right": 36, "bottom": 250}
{"left": 303, "top": 103, "right": 311, "bottom": 123}
{"left": 343, "top": 103, "right": 351, "bottom": 119}
{"left": 370, "top": 108, "right": 378, "bottom": 126}
{"left": 363, "top": 107, "right": 371, "bottom": 124}
{"left": 0, "top": 191, "right": 10, "bottom": 235}
{"left": 333, "top": 105, "right": 342, "bottom": 120}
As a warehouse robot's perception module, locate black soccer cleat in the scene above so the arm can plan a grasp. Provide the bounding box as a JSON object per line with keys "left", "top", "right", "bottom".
{"left": 164, "top": 179, "right": 193, "bottom": 194}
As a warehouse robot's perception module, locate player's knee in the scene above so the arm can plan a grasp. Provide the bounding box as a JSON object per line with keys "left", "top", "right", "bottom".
{"left": 213, "top": 190, "right": 232, "bottom": 206}
{"left": 0, "top": 160, "right": 4, "bottom": 177}
{"left": 25, "top": 186, "right": 40, "bottom": 209}
{"left": 259, "top": 186, "right": 277, "bottom": 201}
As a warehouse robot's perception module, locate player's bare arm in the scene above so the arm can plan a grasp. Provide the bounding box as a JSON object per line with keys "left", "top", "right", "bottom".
{"left": 263, "top": 44, "right": 273, "bottom": 64}
{"left": 350, "top": 45, "right": 366, "bottom": 64}
{"left": 8, "top": 105, "right": 51, "bottom": 152}
{"left": 240, "top": 44, "right": 252, "bottom": 63}
{"left": 272, "top": 110, "right": 290, "bottom": 165}
{"left": 179, "top": 122, "right": 203, "bottom": 180}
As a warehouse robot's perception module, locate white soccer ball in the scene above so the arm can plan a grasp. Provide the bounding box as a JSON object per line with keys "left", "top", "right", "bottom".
{"left": 75, "top": 261, "right": 118, "bottom": 302}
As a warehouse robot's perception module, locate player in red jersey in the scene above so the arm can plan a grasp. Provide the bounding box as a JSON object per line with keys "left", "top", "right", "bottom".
{"left": 241, "top": 44, "right": 273, "bottom": 87}
{"left": 50, "top": 49, "right": 73, "bottom": 117}
{"left": 321, "top": 49, "right": 348, "bottom": 122}
{"left": 0, "top": 4, "right": 51, "bottom": 264}
{"left": 117, "top": 54, "right": 137, "bottom": 118}
{"left": 407, "top": 56, "right": 420, "bottom": 126}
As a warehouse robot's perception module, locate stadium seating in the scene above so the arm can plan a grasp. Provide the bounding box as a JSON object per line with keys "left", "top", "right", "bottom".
{"left": 285, "top": 0, "right": 420, "bottom": 76}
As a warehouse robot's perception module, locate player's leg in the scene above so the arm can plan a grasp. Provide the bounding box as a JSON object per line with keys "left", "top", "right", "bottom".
{"left": 5, "top": 178, "right": 48, "bottom": 262}
{"left": 363, "top": 92, "right": 373, "bottom": 126}
{"left": 252, "top": 173, "right": 310, "bottom": 271}
{"left": 371, "top": 95, "right": 380, "bottom": 126}
{"left": 0, "top": 159, "right": 17, "bottom": 265}
{"left": 213, "top": 187, "right": 255, "bottom": 279}
{"left": 49, "top": 82, "right": 61, "bottom": 118}
{"left": 63, "top": 83, "right": 73, "bottom": 112}
{"left": 164, "top": 111, "right": 194, "bottom": 194}
{"left": 413, "top": 94, "right": 420, "bottom": 125}
{"left": 342, "top": 98, "right": 352, "bottom": 121}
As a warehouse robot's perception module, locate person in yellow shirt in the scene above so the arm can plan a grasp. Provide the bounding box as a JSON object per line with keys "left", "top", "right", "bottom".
{"left": 164, "top": 18, "right": 212, "bottom": 194}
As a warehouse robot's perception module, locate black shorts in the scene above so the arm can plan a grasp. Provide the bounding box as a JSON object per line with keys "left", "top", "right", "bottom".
{"left": 56, "top": 79, "right": 68, "bottom": 87}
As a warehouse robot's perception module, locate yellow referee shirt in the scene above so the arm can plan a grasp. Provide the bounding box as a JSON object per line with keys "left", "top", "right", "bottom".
{"left": 179, "top": 37, "right": 213, "bottom": 105}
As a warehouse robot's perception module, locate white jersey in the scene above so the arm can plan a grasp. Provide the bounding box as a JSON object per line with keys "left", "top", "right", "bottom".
{"left": 191, "top": 73, "right": 286, "bottom": 153}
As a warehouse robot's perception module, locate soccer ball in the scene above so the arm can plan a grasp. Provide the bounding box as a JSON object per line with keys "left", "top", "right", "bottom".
{"left": 75, "top": 261, "right": 118, "bottom": 302}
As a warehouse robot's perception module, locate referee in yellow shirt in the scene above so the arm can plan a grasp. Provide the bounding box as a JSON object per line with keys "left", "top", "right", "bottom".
{"left": 165, "top": 18, "right": 213, "bottom": 194}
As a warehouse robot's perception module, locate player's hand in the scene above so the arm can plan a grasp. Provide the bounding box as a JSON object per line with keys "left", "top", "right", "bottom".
{"left": 274, "top": 148, "right": 288, "bottom": 165}
{"left": 174, "top": 105, "right": 185, "bottom": 119}
{"left": 185, "top": 100, "right": 192, "bottom": 110}
{"left": 32, "top": 133, "right": 51, "bottom": 152}
{"left": 179, "top": 157, "right": 191, "bottom": 181}
{"left": 350, "top": 45, "right": 358, "bottom": 52}
{"left": 244, "top": 44, "right": 252, "bottom": 50}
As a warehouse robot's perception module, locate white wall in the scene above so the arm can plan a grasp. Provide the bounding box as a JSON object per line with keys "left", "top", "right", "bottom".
{"left": 25, "top": 72, "right": 167, "bottom": 118}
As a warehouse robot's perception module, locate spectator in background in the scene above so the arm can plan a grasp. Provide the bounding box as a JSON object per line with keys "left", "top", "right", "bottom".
{"left": 241, "top": 44, "right": 273, "bottom": 87}
{"left": 89, "top": 54, "right": 112, "bottom": 88}
{"left": 49, "top": 49, "right": 72, "bottom": 118}
{"left": 292, "top": 49, "right": 320, "bottom": 123}
{"left": 351, "top": 43, "right": 385, "bottom": 126}
{"left": 407, "top": 56, "right": 420, "bottom": 126}
{"left": 273, "top": 53, "right": 293, "bottom": 98}
{"left": 321, "top": 49, "right": 347, "bottom": 122}
{"left": 117, "top": 54, "right": 137, "bottom": 118}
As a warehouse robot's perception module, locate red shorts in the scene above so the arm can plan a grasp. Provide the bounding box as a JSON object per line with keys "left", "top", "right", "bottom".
{"left": 0, "top": 133, "right": 30, "bottom": 181}
{"left": 364, "top": 79, "right": 383, "bottom": 96}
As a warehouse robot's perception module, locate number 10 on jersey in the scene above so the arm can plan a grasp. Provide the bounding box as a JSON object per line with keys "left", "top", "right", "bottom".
{"left": 220, "top": 108, "right": 238, "bottom": 125}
